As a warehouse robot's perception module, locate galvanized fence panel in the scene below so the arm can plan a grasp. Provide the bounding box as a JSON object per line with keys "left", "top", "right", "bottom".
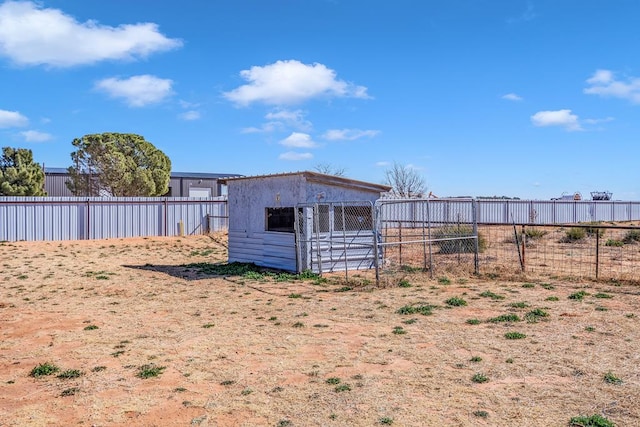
{"left": 0, "top": 196, "right": 228, "bottom": 241}
{"left": 376, "top": 199, "right": 479, "bottom": 279}
{"left": 295, "top": 201, "right": 378, "bottom": 276}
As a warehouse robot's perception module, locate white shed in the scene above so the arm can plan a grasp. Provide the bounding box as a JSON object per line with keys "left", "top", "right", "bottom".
{"left": 221, "top": 172, "right": 390, "bottom": 272}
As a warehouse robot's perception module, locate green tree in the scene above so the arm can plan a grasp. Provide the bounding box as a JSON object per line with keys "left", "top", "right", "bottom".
{"left": 66, "top": 133, "right": 171, "bottom": 196}
{"left": 0, "top": 147, "right": 46, "bottom": 196}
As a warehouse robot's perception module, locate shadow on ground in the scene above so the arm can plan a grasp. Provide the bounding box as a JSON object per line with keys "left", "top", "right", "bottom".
{"left": 123, "top": 261, "right": 261, "bottom": 281}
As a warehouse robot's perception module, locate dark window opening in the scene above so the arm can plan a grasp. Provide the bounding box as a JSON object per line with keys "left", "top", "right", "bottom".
{"left": 266, "top": 207, "right": 295, "bottom": 233}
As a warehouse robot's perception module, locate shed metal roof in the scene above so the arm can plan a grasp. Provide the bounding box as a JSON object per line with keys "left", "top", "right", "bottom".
{"left": 220, "top": 171, "right": 391, "bottom": 193}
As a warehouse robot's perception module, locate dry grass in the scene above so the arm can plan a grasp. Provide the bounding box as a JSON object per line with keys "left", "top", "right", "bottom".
{"left": 0, "top": 234, "right": 639, "bottom": 426}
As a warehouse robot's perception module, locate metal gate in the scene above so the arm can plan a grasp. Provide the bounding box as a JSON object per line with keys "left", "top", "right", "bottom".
{"left": 294, "top": 201, "right": 379, "bottom": 276}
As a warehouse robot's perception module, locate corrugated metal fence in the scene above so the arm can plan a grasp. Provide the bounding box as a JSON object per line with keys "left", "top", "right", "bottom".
{"left": 0, "top": 197, "right": 228, "bottom": 241}
{"left": 379, "top": 199, "right": 640, "bottom": 225}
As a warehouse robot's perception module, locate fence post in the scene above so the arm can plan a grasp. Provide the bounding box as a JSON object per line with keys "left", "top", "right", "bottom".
{"left": 521, "top": 225, "right": 526, "bottom": 269}
{"left": 595, "top": 230, "right": 600, "bottom": 279}
{"left": 86, "top": 199, "right": 90, "bottom": 240}
{"left": 398, "top": 220, "right": 402, "bottom": 265}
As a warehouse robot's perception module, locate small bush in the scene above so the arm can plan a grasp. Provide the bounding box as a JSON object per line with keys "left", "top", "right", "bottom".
{"left": 136, "top": 364, "right": 165, "bottom": 379}
{"left": 510, "top": 302, "right": 530, "bottom": 308}
{"left": 603, "top": 371, "right": 622, "bottom": 385}
{"left": 325, "top": 377, "right": 341, "bottom": 385}
{"left": 504, "top": 331, "right": 526, "bottom": 340}
{"left": 524, "top": 227, "right": 547, "bottom": 240}
{"left": 479, "top": 290, "right": 505, "bottom": 300}
{"left": 569, "top": 290, "right": 589, "bottom": 301}
{"left": 334, "top": 384, "right": 351, "bottom": 392}
{"left": 525, "top": 308, "right": 549, "bottom": 323}
{"left": 471, "top": 373, "right": 489, "bottom": 383}
{"left": 29, "top": 362, "right": 60, "bottom": 378}
{"left": 431, "top": 226, "right": 487, "bottom": 254}
{"left": 396, "top": 304, "right": 434, "bottom": 316}
{"left": 466, "top": 318, "right": 481, "bottom": 325}
{"left": 562, "top": 227, "right": 586, "bottom": 242}
{"left": 622, "top": 229, "right": 640, "bottom": 244}
{"left": 473, "top": 410, "right": 489, "bottom": 418}
{"left": 488, "top": 314, "right": 520, "bottom": 323}
{"left": 569, "top": 414, "right": 614, "bottom": 427}
{"left": 605, "top": 239, "right": 624, "bottom": 247}
{"left": 445, "top": 297, "right": 467, "bottom": 307}
{"left": 398, "top": 279, "right": 412, "bottom": 288}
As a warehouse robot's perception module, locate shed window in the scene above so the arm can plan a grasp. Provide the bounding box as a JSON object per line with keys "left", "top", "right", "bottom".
{"left": 335, "top": 205, "right": 373, "bottom": 231}
{"left": 266, "top": 207, "right": 295, "bottom": 233}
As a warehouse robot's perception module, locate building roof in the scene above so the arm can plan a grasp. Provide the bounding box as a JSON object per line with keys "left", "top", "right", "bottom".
{"left": 220, "top": 171, "right": 391, "bottom": 193}
{"left": 44, "top": 167, "right": 242, "bottom": 180}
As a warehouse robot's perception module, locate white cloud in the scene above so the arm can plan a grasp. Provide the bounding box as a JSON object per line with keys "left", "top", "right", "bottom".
{"left": 95, "top": 75, "right": 173, "bottom": 107}
{"left": 584, "top": 69, "right": 640, "bottom": 103}
{"left": 502, "top": 93, "right": 523, "bottom": 101}
{"left": 583, "top": 117, "right": 614, "bottom": 125}
{"left": 322, "top": 128, "right": 380, "bottom": 141}
{"left": 279, "top": 132, "right": 318, "bottom": 148}
{"left": 0, "top": 1, "right": 181, "bottom": 67}
{"left": 279, "top": 151, "right": 313, "bottom": 161}
{"left": 179, "top": 110, "right": 201, "bottom": 121}
{"left": 20, "top": 130, "right": 52, "bottom": 142}
{"left": 0, "top": 109, "right": 28, "bottom": 127}
{"left": 375, "top": 161, "right": 391, "bottom": 167}
{"left": 223, "top": 59, "right": 370, "bottom": 106}
{"left": 531, "top": 109, "right": 582, "bottom": 131}
{"left": 241, "top": 123, "right": 279, "bottom": 134}
{"left": 265, "top": 109, "right": 312, "bottom": 131}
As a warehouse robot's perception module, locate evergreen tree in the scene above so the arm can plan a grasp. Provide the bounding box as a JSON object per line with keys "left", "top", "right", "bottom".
{"left": 66, "top": 133, "right": 171, "bottom": 196}
{"left": 0, "top": 147, "right": 46, "bottom": 196}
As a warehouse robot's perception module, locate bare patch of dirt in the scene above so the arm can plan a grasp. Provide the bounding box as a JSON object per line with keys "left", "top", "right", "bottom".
{"left": 0, "top": 235, "right": 639, "bottom": 426}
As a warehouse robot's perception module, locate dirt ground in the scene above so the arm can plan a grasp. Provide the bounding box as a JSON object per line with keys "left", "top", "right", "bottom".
{"left": 1, "top": 234, "right": 639, "bottom": 426}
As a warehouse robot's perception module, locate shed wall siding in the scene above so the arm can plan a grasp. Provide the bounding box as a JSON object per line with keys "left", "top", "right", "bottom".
{"left": 228, "top": 230, "right": 296, "bottom": 271}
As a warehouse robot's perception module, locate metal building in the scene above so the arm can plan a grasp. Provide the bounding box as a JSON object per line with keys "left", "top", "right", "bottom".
{"left": 44, "top": 167, "right": 242, "bottom": 197}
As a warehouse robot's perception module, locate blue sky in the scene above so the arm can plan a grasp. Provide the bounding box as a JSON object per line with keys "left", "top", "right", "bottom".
{"left": 1, "top": 0, "right": 639, "bottom": 200}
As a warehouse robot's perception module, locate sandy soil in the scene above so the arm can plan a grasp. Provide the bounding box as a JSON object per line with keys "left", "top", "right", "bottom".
{"left": 1, "top": 234, "right": 639, "bottom": 426}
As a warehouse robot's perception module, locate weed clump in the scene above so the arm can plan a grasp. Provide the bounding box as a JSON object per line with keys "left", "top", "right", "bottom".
{"left": 471, "top": 373, "right": 489, "bottom": 383}
{"left": 136, "top": 364, "right": 165, "bottom": 379}
{"left": 504, "top": 331, "right": 526, "bottom": 340}
{"left": 396, "top": 303, "right": 434, "bottom": 316}
{"left": 569, "top": 290, "right": 589, "bottom": 301}
{"left": 562, "top": 228, "right": 586, "bottom": 243}
{"left": 445, "top": 297, "right": 467, "bottom": 307}
{"left": 29, "top": 362, "right": 60, "bottom": 378}
{"left": 604, "top": 371, "right": 622, "bottom": 385}
{"left": 569, "top": 414, "right": 614, "bottom": 427}
{"left": 488, "top": 314, "right": 520, "bottom": 323}
{"left": 623, "top": 229, "right": 640, "bottom": 244}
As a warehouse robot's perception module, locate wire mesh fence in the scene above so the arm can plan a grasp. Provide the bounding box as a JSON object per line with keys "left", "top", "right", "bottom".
{"left": 295, "top": 201, "right": 378, "bottom": 276}
{"left": 375, "top": 199, "right": 479, "bottom": 279}
{"left": 478, "top": 223, "right": 640, "bottom": 282}
{"left": 294, "top": 198, "right": 640, "bottom": 284}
